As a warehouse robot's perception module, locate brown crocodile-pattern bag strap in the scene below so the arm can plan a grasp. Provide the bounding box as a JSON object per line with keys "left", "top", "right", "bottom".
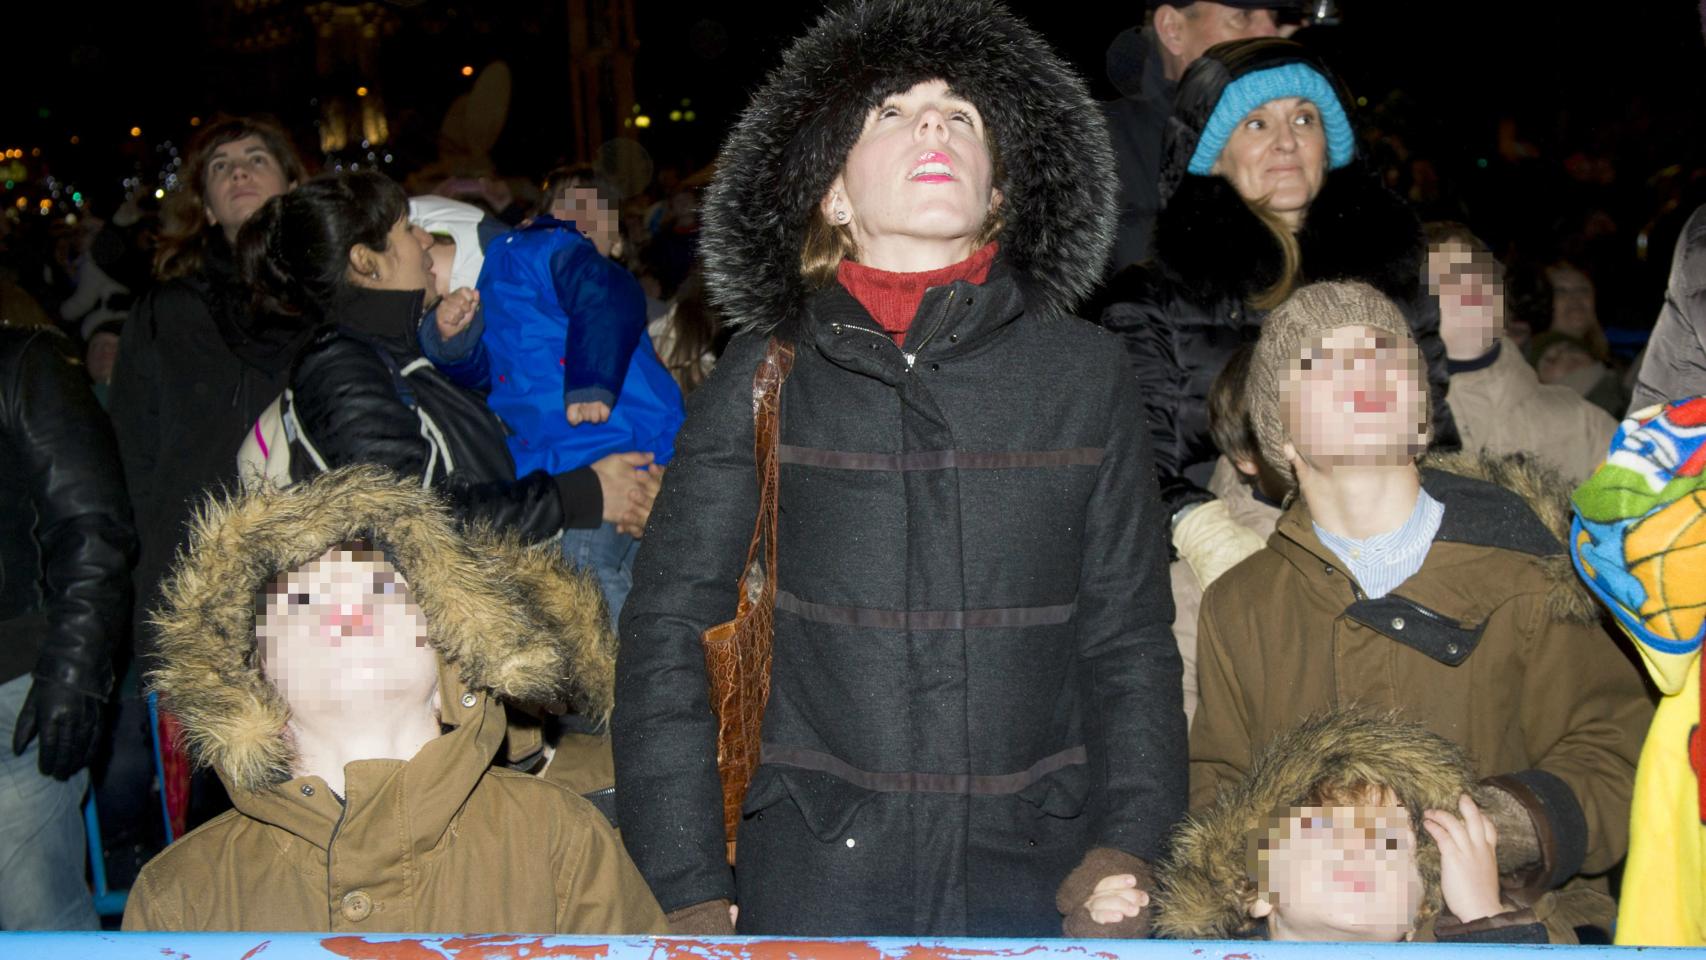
{"left": 701, "top": 337, "right": 794, "bottom": 863}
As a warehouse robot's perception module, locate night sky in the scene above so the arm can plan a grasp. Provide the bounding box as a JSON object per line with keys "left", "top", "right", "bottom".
{"left": 4, "top": 1, "right": 1704, "bottom": 204}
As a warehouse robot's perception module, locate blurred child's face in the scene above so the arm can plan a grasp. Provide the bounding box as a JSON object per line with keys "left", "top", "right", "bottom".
{"left": 1252, "top": 793, "right": 1424, "bottom": 941}
{"left": 257, "top": 545, "right": 437, "bottom": 717}
{"left": 550, "top": 185, "right": 620, "bottom": 257}
{"left": 1281, "top": 325, "right": 1429, "bottom": 470}
{"left": 1427, "top": 240, "right": 1504, "bottom": 361}
{"left": 427, "top": 236, "right": 455, "bottom": 298}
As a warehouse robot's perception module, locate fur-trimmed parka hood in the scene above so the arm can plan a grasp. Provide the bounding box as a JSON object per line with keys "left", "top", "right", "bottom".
{"left": 700, "top": 0, "right": 1115, "bottom": 337}
{"left": 1152, "top": 164, "right": 1425, "bottom": 312}
{"left": 148, "top": 466, "right": 614, "bottom": 793}
{"left": 1158, "top": 710, "right": 1482, "bottom": 939}
{"left": 1417, "top": 450, "right": 1601, "bottom": 625}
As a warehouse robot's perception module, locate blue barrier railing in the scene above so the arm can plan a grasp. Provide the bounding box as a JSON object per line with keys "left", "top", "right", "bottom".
{"left": 0, "top": 934, "right": 1699, "bottom": 959}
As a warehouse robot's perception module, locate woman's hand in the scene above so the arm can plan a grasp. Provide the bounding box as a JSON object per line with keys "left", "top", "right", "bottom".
{"left": 436, "top": 287, "right": 480, "bottom": 339}
{"left": 1083, "top": 873, "right": 1150, "bottom": 925}
{"left": 1423, "top": 793, "right": 1505, "bottom": 923}
{"left": 591, "top": 452, "right": 660, "bottom": 535}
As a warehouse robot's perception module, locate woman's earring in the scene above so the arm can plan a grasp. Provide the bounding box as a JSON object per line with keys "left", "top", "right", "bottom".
{"left": 834, "top": 209, "right": 849, "bottom": 224}
{"left": 370, "top": 269, "right": 381, "bottom": 280}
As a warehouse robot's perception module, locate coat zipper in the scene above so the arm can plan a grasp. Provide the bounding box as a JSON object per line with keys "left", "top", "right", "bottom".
{"left": 832, "top": 289, "right": 958, "bottom": 372}
{"left": 325, "top": 794, "right": 349, "bottom": 926}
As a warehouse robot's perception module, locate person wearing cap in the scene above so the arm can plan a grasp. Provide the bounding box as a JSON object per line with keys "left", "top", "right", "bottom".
{"left": 1189, "top": 280, "right": 1648, "bottom": 932}
{"left": 1099, "top": 37, "right": 1458, "bottom": 595}
{"left": 614, "top": 0, "right": 1184, "bottom": 940}
{"left": 1101, "top": 2, "right": 1301, "bottom": 271}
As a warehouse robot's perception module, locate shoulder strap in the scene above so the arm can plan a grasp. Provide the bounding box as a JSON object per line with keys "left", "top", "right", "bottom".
{"left": 741, "top": 338, "right": 795, "bottom": 600}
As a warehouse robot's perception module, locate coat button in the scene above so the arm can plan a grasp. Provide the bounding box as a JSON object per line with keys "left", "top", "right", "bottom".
{"left": 1323, "top": 564, "right": 1336, "bottom": 576}
{"left": 1446, "top": 642, "right": 1460, "bottom": 656}
{"left": 832, "top": 323, "right": 844, "bottom": 335}
{"left": 341, "top": 890, "right": 373, "bottom": 922}
{"left": 461, "top": 693, "right": 477, "bottom": 708}
{"left": 1391, "top": 617, "right": 1406, "bottom": 630}
{"left": 300, "top": 784, "right": 315, "bottom": 797}
{"left": 949, "top": 334, "right": 959, "bottom": 343}
{"left": 1027, "top": 839, "right": 1037, "bottom": 848}
{"left": 845, "top": 837, "right": 856, "bottom": 848}
{"left": 929, "top": 363, "right": 940, "bottom": 372}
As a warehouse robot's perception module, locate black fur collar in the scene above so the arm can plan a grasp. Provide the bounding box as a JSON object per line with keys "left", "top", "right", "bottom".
{"left": 1152, "top": 166, "right": 1424, "bottom": 307}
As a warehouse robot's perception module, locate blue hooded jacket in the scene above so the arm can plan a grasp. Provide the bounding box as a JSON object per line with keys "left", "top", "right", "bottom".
{"left": 475, "top": 217, "right": 684, "bottom": 475}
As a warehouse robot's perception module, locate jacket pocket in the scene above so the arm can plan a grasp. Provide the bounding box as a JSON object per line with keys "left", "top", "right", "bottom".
{"left": 742, "top": 763, "right": 877, "bottom": 843}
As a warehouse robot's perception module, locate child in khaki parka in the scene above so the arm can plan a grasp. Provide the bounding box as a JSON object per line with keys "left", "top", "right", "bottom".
{"left": 122, "top": 466, "right": 667, "bottom": 933}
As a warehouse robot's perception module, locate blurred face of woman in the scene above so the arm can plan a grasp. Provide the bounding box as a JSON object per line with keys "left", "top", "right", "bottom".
{"left": 351, "top": 216, "right": 437, "bottom": 300}
{"left": 203, "top": 135, "right": 293, "bottom": 239}
{"left": 823, "top": 78, "right": 1002, "bottom": 271}
{"left": 1211, "top": 97, "right": 1327, "bottom": 228}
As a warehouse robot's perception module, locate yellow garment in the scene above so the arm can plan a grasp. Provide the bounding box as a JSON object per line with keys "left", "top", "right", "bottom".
{"left": 1615, "top": 660, "right": 1704, "bottom": 945}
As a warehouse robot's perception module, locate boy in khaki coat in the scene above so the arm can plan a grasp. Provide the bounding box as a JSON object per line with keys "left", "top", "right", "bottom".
{"left": 1191, "top": 281, "right": 1650, "bottom": 918}
{"left": 122, "top": 466, "right": 667, "bottom": 933}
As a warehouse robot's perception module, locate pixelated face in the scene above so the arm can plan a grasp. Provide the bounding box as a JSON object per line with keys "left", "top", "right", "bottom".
{"left": 426, "top": 235, "right": 456, "bottom": 298}
{"left": 256, "top": 545, "right": 437, "bottom": 716}
{"left": 1170, "top": 3, "right": 1283, "bottom": 65}
{"left": 826, "top": 79, "right": 1001, "bottom": 255}
{"left": 202, "top": 135, "right": 292, "bottom": 231}
{"left": 1545, "top": 263, "right": 1597, "bottom": 338}
{"left": 1254, "top": 800, "right": 1423, "bottom": 941}
{"left": 1535, "top": 338, "right": 1599, "bottom": 386}
{"left": 1282, "top": 324, "right": 1429, "bottom": 468}
{"left": 1211, "top": 97, "right": 1328, "bottom": 216}
{"left": 550, "top": 186, "right": 620, "bottom": 257}
{"left": 1427, "top": 240, "right": 1504, "bottom": 360}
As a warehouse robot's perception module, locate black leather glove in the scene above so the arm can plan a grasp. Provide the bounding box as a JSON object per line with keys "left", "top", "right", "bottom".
{"left": 12, "top": 669, "right": 106, "bottom": 780}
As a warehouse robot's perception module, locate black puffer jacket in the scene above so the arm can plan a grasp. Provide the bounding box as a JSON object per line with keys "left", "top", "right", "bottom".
{"left": 1101, "top": 167, "right": 1459, "bottom": 512}
{"left": 109, "top": 239, "right": 308, "bottom": 656}
{"left": 614, "top": 0, "right": 1184, "bottom": 939}
{"left": 0, "top": 326, "right": 135, "bottom": 692}
{"left": 285, "top": 287, "right": 601, "bottom": 541}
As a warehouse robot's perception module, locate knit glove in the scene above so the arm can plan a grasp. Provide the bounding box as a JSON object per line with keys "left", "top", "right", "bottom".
{"left": 1173, "top": 500, "right": 1267, "bottom": 591}
{"left": 1056, "top": 847, "right": 1156, "bottom": 939}
{"left": 665, "top": 899, "right": 736, "bottom": 936}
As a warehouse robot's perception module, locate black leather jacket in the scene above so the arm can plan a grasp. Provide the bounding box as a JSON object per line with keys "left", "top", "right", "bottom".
{"left": 286, "top": 288, "right": 601, "bottom": 540}
{"left": 0, "top": 326, "right": 135, "bottom": 691}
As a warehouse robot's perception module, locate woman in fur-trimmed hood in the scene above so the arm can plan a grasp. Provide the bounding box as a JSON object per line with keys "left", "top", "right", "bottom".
{"left": 615, "top": 0, "right": 1185, "bottom": 940}
{"left": 1098, "top": 37, "right": 1459, "bottom": 525}
{"left": 122, "top": 466, "right": 668, "bottom": 934}
{"left": 1159, "top": 710, "right": 1615, "bottom": 943}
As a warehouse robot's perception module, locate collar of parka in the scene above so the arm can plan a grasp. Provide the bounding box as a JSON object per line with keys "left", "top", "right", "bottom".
{"left": 1264, "top": 451, "right": 1600, "bottom": 668}
{"left": 147, "top": 465, "right": 615, "bottom": 795}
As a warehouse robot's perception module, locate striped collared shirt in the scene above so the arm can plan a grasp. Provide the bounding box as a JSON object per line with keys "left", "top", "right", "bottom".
{"left": 1312, "top": 488, "right": 1445, "bottom": 600}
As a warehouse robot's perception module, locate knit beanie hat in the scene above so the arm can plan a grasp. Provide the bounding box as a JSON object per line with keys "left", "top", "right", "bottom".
{"left": 1248, "top": 280, "right": 1430, "bottom": 479}
{"left": 1161, "top": 37, "right": 1356, "bottom": 204}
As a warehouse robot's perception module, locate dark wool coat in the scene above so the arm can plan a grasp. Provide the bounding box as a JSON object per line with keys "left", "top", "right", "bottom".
{"left": 1100, "top": 167, "right": 1461, "bottom": 514}
{"left": 613, "top": 0, "right": 1186, "bottom": 939}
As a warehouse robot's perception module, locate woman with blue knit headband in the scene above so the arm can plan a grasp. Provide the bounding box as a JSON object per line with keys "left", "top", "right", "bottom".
{"left": 1100, "top": 38, "right": 1459, "bottom": 596}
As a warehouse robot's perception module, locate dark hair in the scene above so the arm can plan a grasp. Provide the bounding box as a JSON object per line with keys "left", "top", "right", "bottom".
{"left": 539, "top": 164, "right": 623, "bottom": 215}
{"left": 1421, "top": 221, "right": 1492, "bottom": 261}
{"left": 237, "top": 170, "right": 408, "bottom": 319}
{"left": 154, "top": 116, "right": 309, "bottom": 281}
{"left": 658, "top": 267, "right": 729, "bottom": 395}
{"left": 1208, "top": 343, "right": 1259, "bottom": 465}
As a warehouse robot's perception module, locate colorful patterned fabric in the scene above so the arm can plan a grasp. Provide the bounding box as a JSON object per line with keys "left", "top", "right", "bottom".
{"left": 1570, "top": 397, "right": 1706, "bottom": 945}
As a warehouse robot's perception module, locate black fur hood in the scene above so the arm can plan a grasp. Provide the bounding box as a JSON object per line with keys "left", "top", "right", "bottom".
{"left": 700, "top": 0, "right": 1116, "bottom": 336}
{"left": 1153, "top": 165, "right": 1425, "bottom": 310}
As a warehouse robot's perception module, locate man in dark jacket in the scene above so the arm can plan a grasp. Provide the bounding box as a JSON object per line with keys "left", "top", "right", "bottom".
{"left": 0, "top": 325, "right": 135, "bottom": 929}
{"left": 1103, "top": 1, "right": 1301, "bottom": 271}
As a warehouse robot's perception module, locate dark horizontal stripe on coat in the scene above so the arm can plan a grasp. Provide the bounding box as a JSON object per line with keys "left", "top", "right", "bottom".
{"left": 761, "top": 743, "right": 1088, "bottom": 795}
{"left": 777, "top": 445, "right": 1105, "bottom": 472}
{"left": 775, "top": 590, "right": 1076, "bottom": 630}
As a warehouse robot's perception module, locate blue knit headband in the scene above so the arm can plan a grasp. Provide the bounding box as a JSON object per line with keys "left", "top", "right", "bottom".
{"left": 1186, "top": 63, "right": 1355, "bottom": 177}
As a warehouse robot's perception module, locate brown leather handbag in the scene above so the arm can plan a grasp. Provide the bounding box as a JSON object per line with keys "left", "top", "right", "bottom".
{"left": 701, "top": 337, "right": 795, "bottom": 863}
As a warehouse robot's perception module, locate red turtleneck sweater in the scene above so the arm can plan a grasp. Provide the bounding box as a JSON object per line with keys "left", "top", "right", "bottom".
{"left": 835, "top": 242, "right": 998, "bottom": 346}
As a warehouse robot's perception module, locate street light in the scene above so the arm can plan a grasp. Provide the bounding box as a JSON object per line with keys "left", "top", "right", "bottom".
{"left": 461, "top": 65, "right": 474, "bottom": 77}
{"left": 356, "top": 86, "right": 369, "bottom": 97}
{"left": 130, "top": 127, "right": 142, "bottom": 137}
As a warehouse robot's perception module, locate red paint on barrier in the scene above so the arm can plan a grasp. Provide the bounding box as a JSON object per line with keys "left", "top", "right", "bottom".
{"left": 651, "top": 939, "right": 885, "bottom": 960}
{"left": 321, "top": 937, "right": 446, "bottom": 960}
{"left": 321, "top": 936, "right": 611, "bottom": 960}
{"left": 240, "top": 942, "right": 273, "bottom": 960}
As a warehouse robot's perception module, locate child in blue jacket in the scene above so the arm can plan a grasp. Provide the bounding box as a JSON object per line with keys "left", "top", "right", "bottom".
{"left": 413, "top": 181, "right": 684, "bottom": 624}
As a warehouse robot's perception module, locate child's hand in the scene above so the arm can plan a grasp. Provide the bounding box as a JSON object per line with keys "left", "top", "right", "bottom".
{"left": 1083, "top": 873, "right": 1150, "bottom": 925}
{"left": 1423, "top": 793, "right": 1505, "bottom": 923}
{"left": 567, "top": 401, "right": 612, "bottom": 426}
{"left": 436, "top": 288, "right": 479, "bottom": 339}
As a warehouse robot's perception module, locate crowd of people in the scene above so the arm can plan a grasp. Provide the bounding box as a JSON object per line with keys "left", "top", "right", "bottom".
{"left": 1, "top": 0, "right": 1703, "bottom": 948}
